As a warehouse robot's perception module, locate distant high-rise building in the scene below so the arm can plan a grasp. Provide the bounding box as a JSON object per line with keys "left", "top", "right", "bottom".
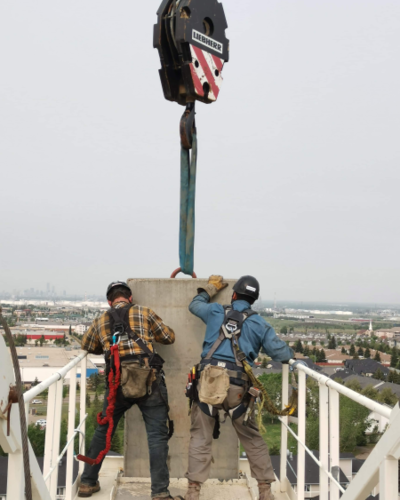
{"left": 369, "top": 319, "right": 373, "bottom": 332}
{"left": 47, "top": 283, "right": 50, "bottom": 293}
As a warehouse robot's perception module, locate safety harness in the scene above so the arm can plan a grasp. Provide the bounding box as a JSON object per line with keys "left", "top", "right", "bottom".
{"left": 77, "top": 306, "right": 173, "bottom": 466}
{"left": 195, "top": 306, "right": 297, "bottom": 424}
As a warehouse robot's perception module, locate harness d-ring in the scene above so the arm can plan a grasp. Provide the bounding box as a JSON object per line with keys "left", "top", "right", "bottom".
{"left": 170, "top": 267, "right": 197, "bottom": 278}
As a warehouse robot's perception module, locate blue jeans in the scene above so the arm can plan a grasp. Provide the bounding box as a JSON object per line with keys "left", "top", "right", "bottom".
{"left": 81, "top": 378, "right": 170, "bottom": 498}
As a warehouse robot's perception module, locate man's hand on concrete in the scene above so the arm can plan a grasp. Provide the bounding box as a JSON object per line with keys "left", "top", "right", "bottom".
{"left": 198, "top": 275, "right": 229, "bottom": 298}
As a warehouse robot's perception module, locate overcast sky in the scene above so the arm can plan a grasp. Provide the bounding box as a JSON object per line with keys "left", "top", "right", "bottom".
{"left": 1, "top": 1, "right": 399, "bottom": 303}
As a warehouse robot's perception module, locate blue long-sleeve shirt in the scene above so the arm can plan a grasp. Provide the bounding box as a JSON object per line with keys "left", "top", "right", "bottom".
{"left": 189, "top": 292, "right": 294, "bottom": 366}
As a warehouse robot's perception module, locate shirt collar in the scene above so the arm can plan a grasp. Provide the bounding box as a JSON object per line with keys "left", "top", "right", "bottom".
{"left": 113, "top": 301, "right": 130, "bottom": 309}
{"left": 232, "top": 299, "right": 251, "bottom": 311}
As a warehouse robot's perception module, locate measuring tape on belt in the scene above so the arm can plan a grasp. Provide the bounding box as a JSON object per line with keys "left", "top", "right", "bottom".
{"left": 77, "top": 339, "right": 121, "bottom": 465}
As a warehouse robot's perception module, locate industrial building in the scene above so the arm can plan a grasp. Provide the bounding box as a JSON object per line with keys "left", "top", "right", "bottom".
{"left": 14, "top": 347, "right": 99, "bottom": 385}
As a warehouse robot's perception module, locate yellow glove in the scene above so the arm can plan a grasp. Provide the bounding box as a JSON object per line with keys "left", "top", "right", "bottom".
{"left": 199, "top": 275, "right": 229, "bottom": 298}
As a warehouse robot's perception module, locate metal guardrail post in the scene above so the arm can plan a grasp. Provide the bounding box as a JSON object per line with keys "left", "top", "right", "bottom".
{"left": 329, "top": 388, "right": 340, "bottom": 500}
{"left": 319, "top": 383, "right": 329, "bottom": 499}
{"left": 79, "top": 355, "right": 87, "bottom": 474}
{"left": 43, "top": 381, "right": 57, "bottom": 489}
{"left": 297, "top": 370, "right": 306, "bottom": 500}
{"left": 280, "top": 364, "right": 289, "bottom": 492}
{"left": 66, "top": 365, "right": 77, "bottom": 500}
{"left": 379, "top": 456, "right": 398, "bottom": 500}
{"left": 46, "top": 378, "right": 63, "bottom": 499}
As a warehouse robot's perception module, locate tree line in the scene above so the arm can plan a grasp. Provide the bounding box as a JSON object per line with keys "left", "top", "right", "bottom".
{"left": 258, "top": 372, "right": 399, "bottom": 454}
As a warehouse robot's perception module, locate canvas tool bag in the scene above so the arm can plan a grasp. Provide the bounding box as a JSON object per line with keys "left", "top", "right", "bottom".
{"left": 198, "top": 364, "right": 230, "bottom": 405}
{"left": 120, "top": 359, "right": 157, "bottom": 399}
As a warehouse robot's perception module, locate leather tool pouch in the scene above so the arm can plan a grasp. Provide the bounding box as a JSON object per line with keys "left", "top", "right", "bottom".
{"left": 120, "top": 360, "right": 156, "bottom": 399}
{"left": 198, "top": 365, "right": 230, "bottom": 406}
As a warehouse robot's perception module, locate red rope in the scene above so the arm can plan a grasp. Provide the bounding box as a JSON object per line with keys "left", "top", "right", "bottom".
{"left": 77, "top": 344, "right": 121, "bottom": 466}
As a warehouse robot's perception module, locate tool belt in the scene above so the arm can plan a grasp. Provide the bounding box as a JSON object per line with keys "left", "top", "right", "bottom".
{"left": 197, "top": 359, "right": 249, "bottom": 387}
{"left": 105, "top": 353, "right": 164, "bottom": 376}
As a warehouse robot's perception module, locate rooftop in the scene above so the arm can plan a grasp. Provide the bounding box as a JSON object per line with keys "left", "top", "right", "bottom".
{"left": 13, "top": 346, "right": 97, "bottom": 370}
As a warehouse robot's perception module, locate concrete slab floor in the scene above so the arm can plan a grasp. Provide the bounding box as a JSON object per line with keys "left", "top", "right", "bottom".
{"left": 75, "top": 458, "right": 290, "bottom": 500}
{"left": 78, "top": 457, "right": 123, "bottom": 500}
{"left": 115, "top": 478, "right": 253, "bottom": 500}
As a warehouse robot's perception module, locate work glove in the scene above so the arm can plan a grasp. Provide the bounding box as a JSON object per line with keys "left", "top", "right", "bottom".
{"left": 198, "top": 275, "right": 228, "bottom": 299}
{"left": 289, "top": 359, "right": 308, "bottom": 371}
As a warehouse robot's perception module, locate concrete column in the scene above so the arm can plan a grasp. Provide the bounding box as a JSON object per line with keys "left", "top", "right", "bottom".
{"left": 124, "top": 278, "right": 239, "bottom": 480}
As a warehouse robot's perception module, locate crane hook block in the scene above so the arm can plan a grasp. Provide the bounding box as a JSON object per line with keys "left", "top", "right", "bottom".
{"left": 154, "top": 0, "right": 229, "bottom": 106}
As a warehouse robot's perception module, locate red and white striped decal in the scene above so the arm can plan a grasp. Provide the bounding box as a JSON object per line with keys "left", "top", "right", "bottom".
{"left": 189, "top": 44, "right": 224, "bottom": 102}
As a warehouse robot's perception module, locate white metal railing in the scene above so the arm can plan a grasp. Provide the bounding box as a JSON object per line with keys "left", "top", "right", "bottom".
{"left": 6, "top": 350, "right": 88, "bottom": 500}
{"left": 278, "top": 360, "right": 400, "bottom": 500}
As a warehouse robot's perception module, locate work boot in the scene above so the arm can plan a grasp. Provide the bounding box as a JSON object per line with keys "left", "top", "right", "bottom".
{"left": 153, "top": 496, "right": 184, "bottom": 500}
{"left": 78, "top": 481, "right": 101, "bottom": 497}
{"left": 184, "top": 481, "right": 201, "bottom": 500}
{"left": 258, "top": 481, "right": 274, "bottom": 500}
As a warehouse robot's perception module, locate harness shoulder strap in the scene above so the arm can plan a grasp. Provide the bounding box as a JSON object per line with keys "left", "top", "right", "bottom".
{"left": 108, "top": 305, "right": 153, "bottom": 356}
{"left": 108, "top": 307, "right": 128, "bottom": 332}
{"left": 225, "top": 308, "right": 258, "bottom": 367}
{"left": 204, "top": 307, "right": 232, "bottom": 360}
{"left": 244, "top": 309, "right": 258, "bottom": 318}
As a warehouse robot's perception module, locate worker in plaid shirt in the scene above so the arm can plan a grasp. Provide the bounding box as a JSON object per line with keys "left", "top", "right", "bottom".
{"left": 79, "top": 281, "right": 183, "bottom": 500}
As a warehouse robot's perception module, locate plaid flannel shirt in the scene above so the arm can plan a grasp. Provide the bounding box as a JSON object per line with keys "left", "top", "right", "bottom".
{"left": 81, "top": 301, "right": 175, "bottom": 358}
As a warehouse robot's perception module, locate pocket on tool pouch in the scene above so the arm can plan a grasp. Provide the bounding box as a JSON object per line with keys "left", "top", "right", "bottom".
{"left": 120, "top": 361, "right": 156, "bottom": 399}
{"left": 198, "top": 365, "right": 230, "bottom": 406}
{"left": 226, "top": 384, "right": 246, "bottom": 409}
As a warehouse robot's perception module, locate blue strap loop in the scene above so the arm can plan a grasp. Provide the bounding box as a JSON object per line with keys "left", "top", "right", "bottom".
{"left": 179, "top": 133, "right": 198, "bottom": 276}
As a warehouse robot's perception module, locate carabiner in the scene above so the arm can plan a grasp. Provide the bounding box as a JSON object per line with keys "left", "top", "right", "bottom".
{"left": 113, "top": 333, "right": 122, "bottom": 345}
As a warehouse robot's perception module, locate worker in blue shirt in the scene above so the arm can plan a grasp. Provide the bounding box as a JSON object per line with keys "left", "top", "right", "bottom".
{"left": 184, "top": 275, "right": 294, "bottom": 500}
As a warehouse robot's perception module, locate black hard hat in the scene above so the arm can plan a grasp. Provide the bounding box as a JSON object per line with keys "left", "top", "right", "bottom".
{"left": 233, "top": 275, "right": 260, "bottom": 300}
{"left": 106, "top": 281, "right": 131, "bottom": 299}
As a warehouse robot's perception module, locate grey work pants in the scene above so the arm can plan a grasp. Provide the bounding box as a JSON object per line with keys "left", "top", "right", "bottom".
{"left": 185, "top": 383, "right": 275, "bottom": 484}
